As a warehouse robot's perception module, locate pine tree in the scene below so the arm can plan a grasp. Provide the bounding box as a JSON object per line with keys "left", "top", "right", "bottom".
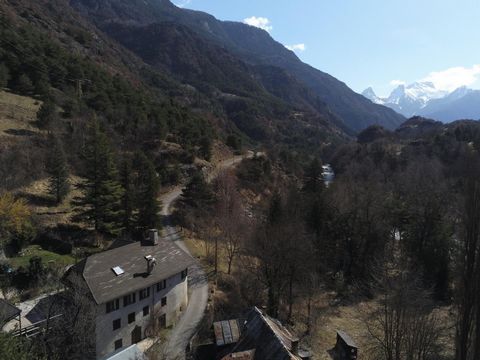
{"left": 303, "top": 158, "right": 324, "bottom": 193}
{"left": 199, "top": 136, "right": 212, "bottom": 161}
{"left": 37, "top": 99, "right": 57, "bottom": 130}
{"left": 0, "top": 63, "right": 10, "bottom": 88}
{"left": 46, "top": 135, "right": 70, "bottom": 204}
{"left": 181, "top": 171, "right": 214, "bottom": 209}
{"left": 15, "top": 74, "right": 33, "bottom": 94}
{"left": 135, "top": 153, "right": 161, "bottom": 231}
{"left": 73, "top": 120, "right": 124, "bottom": 236}
{"left": 120, "top": 156, "right": 135, "bottom": 233}
{"left": 268, "top": 191, "right": 283, "bottom": 225}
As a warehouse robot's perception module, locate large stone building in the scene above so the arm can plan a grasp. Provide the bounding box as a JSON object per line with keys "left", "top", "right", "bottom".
{"left": 65, "top": 230, "right": 194, "bottom": 359}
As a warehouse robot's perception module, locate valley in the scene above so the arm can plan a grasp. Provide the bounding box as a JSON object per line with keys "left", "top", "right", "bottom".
{"left": 0, "top": 1, "right": 479, "bottom": 360}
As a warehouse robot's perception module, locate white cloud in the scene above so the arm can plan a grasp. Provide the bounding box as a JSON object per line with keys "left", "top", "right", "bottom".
{"left": 285, "top": 43, "right": 306, "bottom": 52}
{"left": 243, "top": 16, "right": 273, "bottom": 32}
{"left": 390, "top": 79, "right": 406, "bottom": 86}
{"left": 174, "top": 0, "right": 191, "bottom": 8}
{"left": 421, "top": 64, "right": 480, "bottom": 92}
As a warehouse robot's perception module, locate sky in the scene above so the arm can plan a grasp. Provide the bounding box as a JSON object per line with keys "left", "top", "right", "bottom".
{"left": 172, "top": 0, "right": 480, "bottom": 97}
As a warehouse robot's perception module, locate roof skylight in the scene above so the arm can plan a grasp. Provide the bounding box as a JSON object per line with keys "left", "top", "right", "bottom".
{"left": 112, "top": 266, "right": 125, "bottom": 276}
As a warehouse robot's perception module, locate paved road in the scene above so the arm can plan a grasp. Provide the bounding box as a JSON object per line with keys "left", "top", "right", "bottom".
{"left": 160, "top": 153, "right": 252, "bottom": 359}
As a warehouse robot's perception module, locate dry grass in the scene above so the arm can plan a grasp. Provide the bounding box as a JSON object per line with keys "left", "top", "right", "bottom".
{"left": 0, "top": 90, "right": 41, "bottom": 139}
{"left": 301, "top": 293, "right": 455, "bottom": 360}
{"left": 17, "top": 175, "right": 85, "bottom": 228}
{"left": 304, "top": 294, "right": 374, "bottom": 359}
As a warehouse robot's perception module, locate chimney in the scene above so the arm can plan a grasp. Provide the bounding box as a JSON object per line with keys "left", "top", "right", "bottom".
{"left": 291, "top": 339, "right": 299, "bottom": 355}
{"left": 147, "top": 229, "right": 159, "bottom": 245}
{"left": 145, "top": 255, "right": 157, "bottom": 274}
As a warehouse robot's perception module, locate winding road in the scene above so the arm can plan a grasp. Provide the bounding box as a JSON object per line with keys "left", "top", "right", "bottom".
{"left": 160, "top": 153, "right": 252, "bottom": 359}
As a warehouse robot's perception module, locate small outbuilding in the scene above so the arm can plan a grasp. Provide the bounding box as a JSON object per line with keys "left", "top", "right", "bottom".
{"left": 0, "top": 299, "right": 21, "bottom": 330}
{"left": 329, "top": 330, "right": 358, "bottom": 360}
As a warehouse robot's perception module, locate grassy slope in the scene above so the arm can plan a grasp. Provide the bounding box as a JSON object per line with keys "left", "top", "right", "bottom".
{"left": 0, "top": 90, "right": 41, "bottom": 140}
{"left": 8, "top": 245, "right": 75, "bottom": 269}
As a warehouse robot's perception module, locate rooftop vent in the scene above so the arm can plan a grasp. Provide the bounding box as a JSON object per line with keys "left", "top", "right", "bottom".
{"left": 145, "top": 255, "right": 157, "bottom": 274}
{"left": 112, "top": 266, "right": 125, "bottom": 276}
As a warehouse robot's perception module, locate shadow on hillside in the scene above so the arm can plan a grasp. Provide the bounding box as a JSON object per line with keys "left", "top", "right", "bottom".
{"left": 18, "top": 192, "right": 56, "bottom": 207}
{"left": 3, "top": 128, "right": 37, "bottom": 137}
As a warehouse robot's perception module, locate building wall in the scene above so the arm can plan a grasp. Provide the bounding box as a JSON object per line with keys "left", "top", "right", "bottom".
{"left": 95, "top": 271, "right": 188, "bottom": 359}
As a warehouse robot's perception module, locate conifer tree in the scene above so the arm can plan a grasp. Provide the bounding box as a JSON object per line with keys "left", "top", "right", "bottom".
{"left": 15, "top": 74, "right": 33, "bottom": 94}
{"left": 199, "top": 136, "right": 212, "bottom": 161}
{"left": 46, "top": 135, "right": 70, "bottom": 204}
{"left": 268, "top": 191, "right": 283, "bottom": 225}
{"left": 303, "top": 158, "right": 324, "bottom": 193}
{"left": 134, "top": 152, "right": 161, "bottom": 231}
{"left": 0, "top": 63, "right": 10, "bottom": 88}
{"left": 37, "top": 99, "right": 57, "bottom": 130}
{"left": 73, "top": 120, "right": 124, "bottom": 236}
{"left": 120, "top": 156, "right": 135, "bottom": 233}
{"left": 181, "top": 170, "right": 214, "bottom": 209}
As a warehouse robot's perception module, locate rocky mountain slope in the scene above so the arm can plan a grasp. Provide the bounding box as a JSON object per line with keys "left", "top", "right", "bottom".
{"left": 70, "top": 0, "right": 405, "bottom": 132}
{"left": 1, "top": 0, "right": 351, "bottom": 164}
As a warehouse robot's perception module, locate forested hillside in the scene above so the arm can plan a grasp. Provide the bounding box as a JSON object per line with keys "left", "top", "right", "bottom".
{"left": 71, "top": 0, "right": 406, "bottom": 132}
{"left": 2, "top": 1, "right": 478, "bottom": 360}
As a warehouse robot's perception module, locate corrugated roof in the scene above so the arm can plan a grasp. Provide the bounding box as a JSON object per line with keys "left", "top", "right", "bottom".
{"left": 214, "top": 319, "right": 241, "bottom": 346}
{"left": 68, "top": 239, "right": 195, "bottom": 304}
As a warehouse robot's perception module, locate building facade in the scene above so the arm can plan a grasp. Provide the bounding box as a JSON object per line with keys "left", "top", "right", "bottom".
{"left": 65, "top": 230, "right": 193, "bottom": 359}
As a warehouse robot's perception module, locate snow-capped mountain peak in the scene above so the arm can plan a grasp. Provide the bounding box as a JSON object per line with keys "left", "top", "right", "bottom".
{"left": 447, "top": 86, "right": 472, "bottom": 101}
{"left": 361, "top": 87, "right": 384, "bottom": 104}
{"left": 401, "top": 81, "right": 447, "bottom": 105}
{"left": 362, "top": 81, "right": 451, "bottom": 117}
{"left": 362, "top": 81, "right": 480, "bottom": 122}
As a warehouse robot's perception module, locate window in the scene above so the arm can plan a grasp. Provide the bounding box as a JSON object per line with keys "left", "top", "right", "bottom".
{"left": 139, "top": 287, "right": 150, "bottom": 300}
{"left": 114, "top": 339, "right": 123, "bottom": 350}
{"left": 143, "top": 306, "right": 149, "bottom": 317}
{"left": 157, "top": 280, "right": 166, "bottom": 292}
{"left": 123, "top": 293, "right": 136, "bottom": 307}
{"left": 113, "top": 318, "right": 121, "bottom": 331}
{"left": 181, "top": 269, "right": 188, "bottom": 280}
{"left": 106, "top": 299, "right": 119, "bottom": 313}
{"left": 161, "top": 296, "right": 167, "bottom": 307}
{"left": 128, "top": 312, "right": 135, "bottom": 324}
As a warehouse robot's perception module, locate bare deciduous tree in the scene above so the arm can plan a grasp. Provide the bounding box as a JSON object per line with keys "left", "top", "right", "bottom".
{"left": 363, "top": 260, "right": 445, "bottom": 360}
{"left": 456, "top": 153, "right": 480, "bottom": 360}
{"left": 214, "top": 172, "right": 252, "bottom": 275}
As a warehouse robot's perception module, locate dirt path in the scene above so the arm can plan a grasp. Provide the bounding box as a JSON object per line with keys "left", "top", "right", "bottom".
{"left": 160, "top": 152, "right": 253, "bottom": 359}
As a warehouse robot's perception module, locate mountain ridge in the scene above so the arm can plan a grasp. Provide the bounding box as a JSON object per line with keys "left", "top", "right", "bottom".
{"left": 363, "top": 81, "right": 480, "bottom": 122}
{"left": 69, "top": 0, "right": 405, "bottom": 132}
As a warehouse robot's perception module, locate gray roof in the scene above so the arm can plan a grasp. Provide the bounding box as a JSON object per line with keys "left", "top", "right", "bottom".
{"left": 337, "top": 330, "right": 357, "bottom": 348}
{"left": 69, "top": 239, "right": 194, "bottom": 304}
{"left": 0, "top": 299, "right": 21, "bottom": 325}
{"left": 230, "top": 307, "right": 302, "bottom": 360}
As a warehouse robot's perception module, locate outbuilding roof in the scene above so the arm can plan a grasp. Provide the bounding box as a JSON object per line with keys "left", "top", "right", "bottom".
{"left": 0, "top": 299, "right": 21, "bottom": 326}
{"left": 66, "top": 238, "right": 194, "bottom": 305}
{"left": 229, "top": 307, "right": 303, "bottom": 360}
{"left": 337, "top": 330, "right": 357, "bottom": 348}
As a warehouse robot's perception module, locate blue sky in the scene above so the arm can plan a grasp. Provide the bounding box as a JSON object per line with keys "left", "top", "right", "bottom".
{"left": 173, "top": 0, "right": 480, "bottom": 96}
